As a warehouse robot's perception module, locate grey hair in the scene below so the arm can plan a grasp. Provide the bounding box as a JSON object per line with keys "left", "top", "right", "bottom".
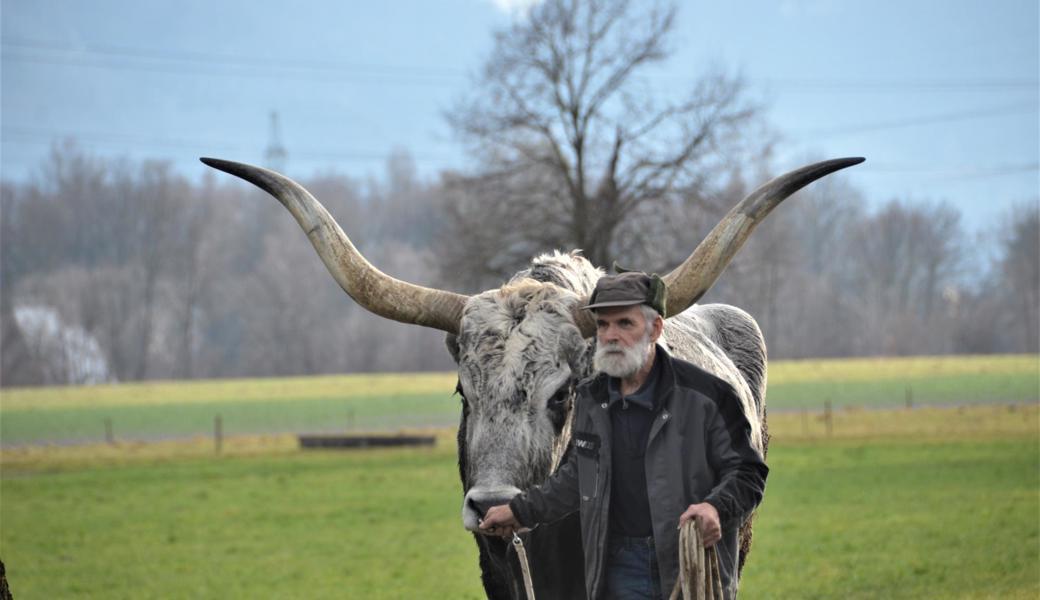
{"left": 640, "top": 304, "right": 662, "bottom": 335}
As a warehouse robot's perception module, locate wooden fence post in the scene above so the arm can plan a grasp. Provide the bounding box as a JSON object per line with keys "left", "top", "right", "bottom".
{"left": 215, "top": 415, "right": 223, "bottom": 455}
{"left": 104, "top": 418, "right": 115, "bottom": 445}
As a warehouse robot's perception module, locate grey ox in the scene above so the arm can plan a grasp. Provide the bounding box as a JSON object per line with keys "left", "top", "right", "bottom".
{"left": 202, "top": 156, "right": 864, "bottom": 599}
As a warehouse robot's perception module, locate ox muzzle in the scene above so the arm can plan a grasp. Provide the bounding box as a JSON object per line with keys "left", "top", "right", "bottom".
{"left": 462, "top": 485, "right": 523, "bottom": 531}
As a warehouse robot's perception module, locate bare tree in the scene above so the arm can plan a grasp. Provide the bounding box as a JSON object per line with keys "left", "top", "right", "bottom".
{"left": 163, "top": 172, "right": 238, "bottom": 378}
{"left": 777, "top": 176, "right": 867, "bottom": 358}
{"left": 442, "top": 0, "right": 760, "bottom": 284}
{"left": 125, "top": 162, "right": 182, "bottom": 378}
{"left": 842, "top": 200, "right": 965, "bottom": 355}
{"left": 1, "top": 182, "right": 44, "bottom": 385}
{"left": 985, "top": 202, "right": 1040, "bottom": 353}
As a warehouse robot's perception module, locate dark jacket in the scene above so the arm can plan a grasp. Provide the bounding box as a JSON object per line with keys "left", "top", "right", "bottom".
{"left": 510, "top": 346, "right": 768, "bottom": 599}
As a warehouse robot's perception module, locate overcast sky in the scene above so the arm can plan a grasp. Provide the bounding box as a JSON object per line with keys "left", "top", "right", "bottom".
{"left": 3, "top": 0, "right": 1037, "bottom": 234}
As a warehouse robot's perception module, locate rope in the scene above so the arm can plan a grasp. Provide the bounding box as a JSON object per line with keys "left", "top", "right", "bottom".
{"left": 668, "top": 520, "right": 723, "bottom": 600}
{"left": 512, "top": 532, "right": 536, "bottom": 600}
{"left": 512, "top": 389, "right": 575, "bottom": 600}
{"left": 513, "top": 522, "right": 720, "bottom": 600}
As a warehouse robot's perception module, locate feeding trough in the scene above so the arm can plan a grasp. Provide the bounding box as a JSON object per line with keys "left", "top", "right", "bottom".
{"left": 297, "top": 433, "right": 436, "bottom": 450}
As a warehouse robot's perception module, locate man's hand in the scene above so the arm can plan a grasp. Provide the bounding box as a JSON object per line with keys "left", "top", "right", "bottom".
{"left": 679, "top": 502, "right": 721, "bottom": 548}
{"left": 479, "top": 505, "right": 520, "bottom": 538}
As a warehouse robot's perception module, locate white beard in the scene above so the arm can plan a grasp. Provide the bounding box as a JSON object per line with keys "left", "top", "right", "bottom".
{"left": 593, "top": 331, "right": 653, "bottom": 379}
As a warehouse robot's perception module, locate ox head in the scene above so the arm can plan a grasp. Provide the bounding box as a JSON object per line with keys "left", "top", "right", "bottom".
{"left": 450, "top": 275, "right": 595, "bottom": 529}
{"left": 200, "top": 156, "right": 864, "bottom": 532}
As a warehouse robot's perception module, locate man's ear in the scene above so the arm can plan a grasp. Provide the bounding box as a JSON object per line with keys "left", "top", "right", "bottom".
{"left": 650, "top": 314, "right": 664, "bottom": 342}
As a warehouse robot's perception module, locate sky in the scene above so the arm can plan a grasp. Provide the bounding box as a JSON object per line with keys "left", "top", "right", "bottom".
{"left": 2, "top": 0, "right": 1037, "bottom": 236}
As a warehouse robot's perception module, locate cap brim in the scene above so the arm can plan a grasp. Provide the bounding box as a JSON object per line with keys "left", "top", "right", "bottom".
{"left": 582, "top": 300, "right": 646, "bottom": 311}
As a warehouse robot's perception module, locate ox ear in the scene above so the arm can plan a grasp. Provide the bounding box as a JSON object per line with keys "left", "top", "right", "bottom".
{"left": 445, "top": 333, "right": 462, "bottom": 363}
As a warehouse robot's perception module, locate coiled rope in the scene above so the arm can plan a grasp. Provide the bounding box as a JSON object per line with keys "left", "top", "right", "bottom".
{"left": 668, "top": 520, "right": 722, "bottom": 600}
{"left": 513, "top": 520, "right": 720, "bottom": 600}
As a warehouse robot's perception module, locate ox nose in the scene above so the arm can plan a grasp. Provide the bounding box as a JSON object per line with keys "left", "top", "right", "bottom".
{"left": 468, "top": 495, "right": 514, "bottom": 519}
{"left": 462, "top": 486, "right": 522, "bottom": 531}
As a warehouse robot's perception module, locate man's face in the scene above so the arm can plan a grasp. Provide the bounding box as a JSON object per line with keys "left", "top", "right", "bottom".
{"left": 592, "top": 304, "right": 656, "bottom": 378}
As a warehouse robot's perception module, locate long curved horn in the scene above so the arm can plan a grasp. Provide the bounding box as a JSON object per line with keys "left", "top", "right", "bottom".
{"left": 200, "top": 158, "right": 468, "bottom": 334}
{"left": 662, "top": 157, "right": 865, "bottom": 317}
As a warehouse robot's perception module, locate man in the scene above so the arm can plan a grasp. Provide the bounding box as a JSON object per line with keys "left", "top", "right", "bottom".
{"left": 479, "top": 271, "right": 768, "bottom": 600}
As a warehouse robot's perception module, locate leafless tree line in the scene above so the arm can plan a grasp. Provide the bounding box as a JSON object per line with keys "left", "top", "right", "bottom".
{"left": 1, "top": 142, "right": 1036, "bottom": 386}
{"left": 703, "top": 174, "right": 1038, "bottom": 359}
{"left": 0, "top": 144, "right": 455, "bottom": 385}
{"left": 2, "top": 1, "right": 1037, "bottom": 386}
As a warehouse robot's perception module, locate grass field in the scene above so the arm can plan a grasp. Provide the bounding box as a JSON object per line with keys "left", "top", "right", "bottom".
{"left": 2, "top": 354, "right": 1037, "bottom": 445}
{"left": 1, "top": 404, "right": 1037, "bottom": 599}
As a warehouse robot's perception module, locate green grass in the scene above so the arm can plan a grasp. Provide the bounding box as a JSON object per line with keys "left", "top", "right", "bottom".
{"left": 766, "top": 354, "right": 1039, "bottom": 410}
{"left": 0, "top": 372, "right": 463, "bottom": 444}
{"left": 0, "top": 373, "right": 459, "bottom": 410}
{"left": 2, "top": 355, "right": 1036, "bottom": 444}
{"left": 0, "top": 392, "right": 459, "bottom": 445}
{"left": 1, "top": 407, "right": 1037, "bottom": 599}
{"left": 1, "top": 436, "right": 486, "bottom": 599}
{"left": 742, "top": 437, "right": 1039, "bottom": 599}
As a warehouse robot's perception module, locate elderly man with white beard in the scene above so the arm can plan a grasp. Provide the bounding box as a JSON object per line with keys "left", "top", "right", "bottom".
{"left": 480, "top": 271, "right": 768, "bottom": 600}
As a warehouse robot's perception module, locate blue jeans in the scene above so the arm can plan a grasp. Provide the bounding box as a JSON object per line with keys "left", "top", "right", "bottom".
{"left": 603, "top": 535, "right": 662, "bottom": 600}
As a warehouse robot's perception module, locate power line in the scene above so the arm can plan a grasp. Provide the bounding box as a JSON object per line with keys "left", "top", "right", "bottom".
{"left": 4, "top": 37, "right": 1037, "bottom": 93}
{"left": 2, "top": 38, "right": 467, "bottom": 78}
{"left": 855, "top": 162, "right": 1039, "bottom": 179}
{"left": 943, "top": 164, "right": 1039, "bottom": 180}
{"left": 1, "top": 38, "right": 467, "bottom": 87}
{"left": 4, "top": 127, "right": 1035, "bottom": 180}
{"left": 8, "top": 96, "right": 1033, "bottom": 161}
{"left": 1, "top": 126, "right": 457, "bottom": 164}
{"left": 759, "top": 77, "right": 1037, "bottom": 92}
{"left": 794, "top": 103, "right": 1039, "bottom": 138}
{"left": 2, "top": 52, "right": 463, "bottom": 88}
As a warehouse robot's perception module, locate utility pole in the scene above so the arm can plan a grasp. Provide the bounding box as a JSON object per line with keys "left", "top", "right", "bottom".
{"left": 265, "top": 111, "right": 288, "bottom": 173}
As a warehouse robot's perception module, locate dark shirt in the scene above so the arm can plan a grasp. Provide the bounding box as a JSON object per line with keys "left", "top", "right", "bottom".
{"left": 606, "top": 347, "right": 663, "bottom": 537}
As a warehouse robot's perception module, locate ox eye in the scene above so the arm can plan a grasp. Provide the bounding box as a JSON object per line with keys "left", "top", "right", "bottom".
{"left": 547, "top": 385, "right": 571, "bottom": 408}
